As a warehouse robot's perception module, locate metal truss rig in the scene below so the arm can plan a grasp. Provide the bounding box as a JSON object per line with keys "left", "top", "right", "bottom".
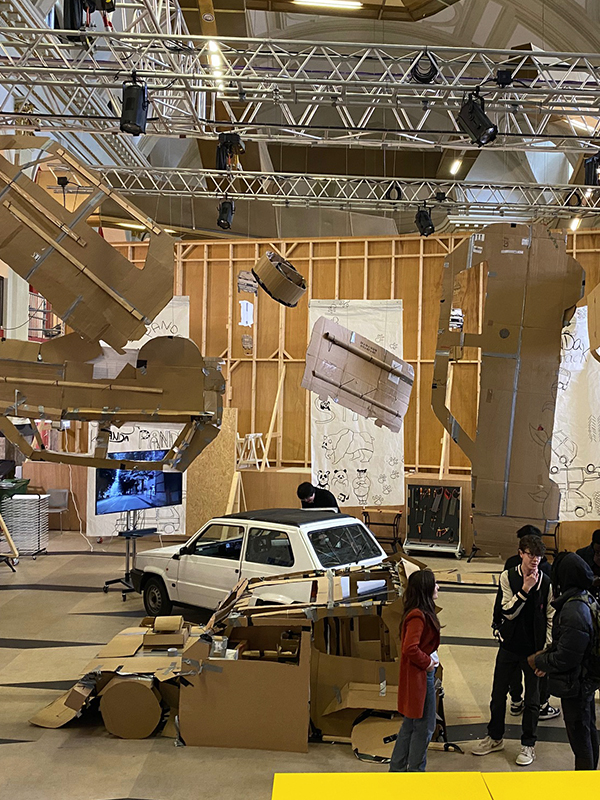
{"left": 96, "top": 166, "right": 600, "bottom": 217}
{"left": 2, "top": 28, "right": 600, "bottom": 151}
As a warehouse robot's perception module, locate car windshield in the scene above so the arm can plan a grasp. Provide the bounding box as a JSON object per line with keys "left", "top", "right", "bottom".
{"left": 308, "top": 524, "right": 381, "bottom": 568}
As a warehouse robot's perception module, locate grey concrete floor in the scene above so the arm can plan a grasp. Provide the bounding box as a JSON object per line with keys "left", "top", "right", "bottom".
{"left": 0, "top": 531, "right": 584, "bottom": 800}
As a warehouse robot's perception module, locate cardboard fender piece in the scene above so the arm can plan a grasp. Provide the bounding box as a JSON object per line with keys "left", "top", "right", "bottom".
{"left": 29, "top": 691, "right": 83, "bottom": 729}
{"left": 351, "top": 716, "right": 399, "bottom": 761}
{"left": 99, "top": 676, "right": 163, "bottom": 739}
{"left": 252, "top": 251, "right": 306, "bottom": 308}
{"left": 302, "top": 316, "right": 414, "bottom": 434}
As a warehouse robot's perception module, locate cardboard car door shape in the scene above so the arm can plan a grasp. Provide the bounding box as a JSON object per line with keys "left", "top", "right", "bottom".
{"left": 176, "top": 523, "right": 246, "bottom": 608}
{"left": 0, "top": 135, "right": 225, "bottom": 472}
{"left": 432, "top": 224, "right": 583, "bottom": 539}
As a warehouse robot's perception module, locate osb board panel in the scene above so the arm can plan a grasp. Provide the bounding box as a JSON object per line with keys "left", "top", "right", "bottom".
{"left": 241, "top": 468, "right": 311, "bottom": 511}
{"left": 185, "top": 407, "right": 237, "bottom": 534}
{"left": 21, "top": 462, "right": 87, "bottom": 529}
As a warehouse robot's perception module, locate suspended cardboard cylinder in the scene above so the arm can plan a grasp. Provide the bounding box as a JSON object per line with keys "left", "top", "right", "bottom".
{"left": 252, "top": 251, "right": 307, "bottom": 308}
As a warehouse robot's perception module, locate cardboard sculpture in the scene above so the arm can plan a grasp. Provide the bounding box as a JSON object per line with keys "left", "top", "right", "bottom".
{"left": 432, "top": 224, "right": 583, "bottom": 541}
{"left": 32, "top": 557, "right": 447, "bottom": 757}
{"left": 302, "top": 316, "right": 414, "bottom": 434}
{"left": 587, "top": 282, "right": 600, "bottom": 364}
{"left": 252, "top": 250, "right": 307, "bottom": 307}
{"left": 0, "top": 136, "right": 224, "bottom": 471}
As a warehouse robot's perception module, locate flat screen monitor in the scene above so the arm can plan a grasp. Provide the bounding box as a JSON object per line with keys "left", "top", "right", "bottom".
{"left": 95, "top": 449, "right": 183, "bottom": 516}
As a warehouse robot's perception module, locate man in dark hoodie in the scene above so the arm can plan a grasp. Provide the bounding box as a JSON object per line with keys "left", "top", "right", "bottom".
{"left": 576, "top": 531, "right": 600, "bottom": 597}
{"left": 529, "top": 552, "right": 600, "bottom": 771}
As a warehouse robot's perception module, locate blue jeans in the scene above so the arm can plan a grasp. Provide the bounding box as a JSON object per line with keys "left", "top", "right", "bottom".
{"left": 389, "top": 671, "right": 437, "bottom": 772}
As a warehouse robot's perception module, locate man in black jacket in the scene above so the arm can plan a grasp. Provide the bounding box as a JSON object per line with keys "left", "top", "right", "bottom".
{"left": 473, "top": 535, "right": 553, "bottom": 766}
{"left": 530, "top": 552, "right": 599, "bottom": 771}
{"left": 504, "top": 525, "right": 559, "bottom": 721}
{"left": 576, "top": 530, "right": 600, "bottom": 587}
{"left": 297, "top": 482, "right": 339, "bottom": 511}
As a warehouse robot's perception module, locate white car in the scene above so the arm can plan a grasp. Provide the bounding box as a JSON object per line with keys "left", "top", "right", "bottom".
{"left": 131, "top": 508, "right": 387, "bottom": 615}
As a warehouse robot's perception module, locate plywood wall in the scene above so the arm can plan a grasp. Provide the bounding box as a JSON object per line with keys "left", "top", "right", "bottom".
{"left": 113, "top": 230, "right": 599, "bottom": 479}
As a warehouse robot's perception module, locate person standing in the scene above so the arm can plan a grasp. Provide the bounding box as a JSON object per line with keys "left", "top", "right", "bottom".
{"left": 530, "top": 552, "right": 600, "bottom": 771}
{"left": 389, "top": 569, "right": 440, "bottom": 772}
{"left": 296, "top": 481, "right": 339, "bottom": 511}
{"left": 503, "top": 525, "right": 559, "bottom": 721}
{"left": 473, "top": 534, "right": 554, "bottom": 766}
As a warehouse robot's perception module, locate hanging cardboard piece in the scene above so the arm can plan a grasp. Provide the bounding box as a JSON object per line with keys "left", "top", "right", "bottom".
{"left": 432, "top": 224, "right": 583, "bottom": 539}
{"left": 587, "top": 282, "right": 600, "bottom": 365}
{"left": 351, "top": 716, "right": 398, "bottom": 761}
{"left": 0, "top": 136, "right": 174, "bottom": 351}
{"left": 302, "top": 316, "right": 414, "bottom": 434}
{"left": 252, "top": 250, "right": 306, "bottom": 308}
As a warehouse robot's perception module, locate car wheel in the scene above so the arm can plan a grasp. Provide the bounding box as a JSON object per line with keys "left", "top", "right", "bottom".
{"left": 143, "top": 576, "right": 173, "bottom": 616}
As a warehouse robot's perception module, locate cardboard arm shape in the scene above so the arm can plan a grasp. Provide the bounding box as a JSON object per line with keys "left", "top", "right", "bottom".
{"left": 0, "top": 136, "right": 225, "bottom": 471}
{"left": 432, "top": 224, "right": 583, "bottom": 523}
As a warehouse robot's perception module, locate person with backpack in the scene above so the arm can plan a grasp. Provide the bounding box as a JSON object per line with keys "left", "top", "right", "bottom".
{"left": 389, "top": 569, "right": 440, "bottom": 772}
{"left": 472, "top": 534, "right": 554, "bottom": 765}
{"left": 528, "top": 552, "right": 600, "bottom": 771}
{"left": 503, "top": 525, "right": 560, "bottom": 721}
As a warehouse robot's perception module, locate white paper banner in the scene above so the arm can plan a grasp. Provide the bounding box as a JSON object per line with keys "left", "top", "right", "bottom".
{"left": 309, "top": 300, "right": 404, "bottom": 508}
{"left": 551, "top": 306, "right": 600, "bottom": 521}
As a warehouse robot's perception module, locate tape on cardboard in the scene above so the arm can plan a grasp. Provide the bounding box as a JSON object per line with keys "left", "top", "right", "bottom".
{"left": 251, "top": 251, "right": 307, "bottom": 308}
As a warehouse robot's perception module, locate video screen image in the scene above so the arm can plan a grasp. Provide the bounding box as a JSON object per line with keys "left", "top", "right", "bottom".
{"left": 95, "top": 449, "right": 183, "bottom": 515}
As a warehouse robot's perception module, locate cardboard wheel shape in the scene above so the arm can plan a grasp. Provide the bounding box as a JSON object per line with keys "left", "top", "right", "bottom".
{"left": 100, "top": 676, "right": 162, "bottom": 739}
{"left": 252, "top": 251, "right": 307, "bottom": 307}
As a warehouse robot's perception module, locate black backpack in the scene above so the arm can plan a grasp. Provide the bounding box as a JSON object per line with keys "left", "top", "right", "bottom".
{"left": 567, "top": 592, "right": 600, "bottom": 689}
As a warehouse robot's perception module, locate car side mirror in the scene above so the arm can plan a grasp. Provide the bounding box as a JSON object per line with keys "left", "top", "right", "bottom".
{"left": 174, "top": 545, "right": 190, "bottom": 559}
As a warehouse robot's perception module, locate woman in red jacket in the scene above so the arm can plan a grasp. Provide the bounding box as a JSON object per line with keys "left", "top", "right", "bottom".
{"left": 389, "top": 569, "right": 441, "bottom": 772}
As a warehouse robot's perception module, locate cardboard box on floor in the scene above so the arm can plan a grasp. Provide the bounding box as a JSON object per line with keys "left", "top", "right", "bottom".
{"left": 432, "top": 224, "right": 583, "bottom": 542}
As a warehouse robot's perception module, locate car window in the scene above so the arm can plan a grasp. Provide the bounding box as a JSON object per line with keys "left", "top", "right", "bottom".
{"left": 308, "top": 524, "right": 381, "bottom": 568}
{"left": 191, "top": 524, "right": 244, "bottom": 560}
{"left": 245, "top": 527, "right": 295, "bottom": 568}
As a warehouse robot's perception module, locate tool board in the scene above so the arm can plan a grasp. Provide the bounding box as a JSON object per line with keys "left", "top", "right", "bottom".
{"left": 404, "top": 482, "right": 464, "bottom": 558}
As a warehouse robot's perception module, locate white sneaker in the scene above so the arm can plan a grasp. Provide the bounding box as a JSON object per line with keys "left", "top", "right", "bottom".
{"left": 515, "top": 745, "right": 536, "bottom": 766}
{"left": 472, "top": 736, "right": 504, "bottom": 756}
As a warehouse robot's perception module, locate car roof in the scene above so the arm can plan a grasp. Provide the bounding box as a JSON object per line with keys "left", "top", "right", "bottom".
{"left": 219, "top": 508, "right": 357, "bottom": 526}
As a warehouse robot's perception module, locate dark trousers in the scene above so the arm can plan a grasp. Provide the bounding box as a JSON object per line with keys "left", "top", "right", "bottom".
{"left": 510, "top": 671, "right": 550, "bottom": 707}
{"left": 488, "top": 647, "right": 540, "bottom": 746}
{"left": 562, "top": 693, "right": 599, "bottom": 771}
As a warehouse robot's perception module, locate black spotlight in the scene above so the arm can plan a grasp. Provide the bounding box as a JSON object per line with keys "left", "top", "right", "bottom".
{"left": 415, "top": 206, "right": 435, "bottom": 237}
{"left": 496, "top": 69, "right": 513, "bottom": 88}
{"left": 217, "top": 198, "right": 235, "bottom": 230}
{"left": 411, "top": 52, "right": 438, "bottom": 84}
{"left": 457, "top": 91, "right": 498, "bottom": 147}
{"left": 120, "top": 73, "right": 148, "bottom": 136}
{"left": 216, "top": 132, "right": 245, "bottom": 170}
{"left": 584, "top": 152, "right": 600, "bottom": 186}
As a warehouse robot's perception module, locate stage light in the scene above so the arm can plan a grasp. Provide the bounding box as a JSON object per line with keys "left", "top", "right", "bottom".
{"left": 120, "top": 73, "right": 148, "bottom": 136}
{"left": 216, "top": 132, "right": 245, "bottom": 170}
{"left": 496, "top": 69, "right": 513, "bottom": 87}
{"left": 411, "top": 52, "right": 438, "bottom": 84}
{"left": 450, "top": 158, "right": 462, "bottom": 176}
{"left": 415, "top": 206, "right": 435, "bottom": 237}
{"left": 457, "top": 92, "right": 498, "bottom": 147}
{"left": 584, "top": 152, "right": 600, "bottom": 186}
{"left": 217, "top": 199, "right": 235, "bottom": 229}
{"left": 570, "top": 217, "right": 582, "bottom": 231}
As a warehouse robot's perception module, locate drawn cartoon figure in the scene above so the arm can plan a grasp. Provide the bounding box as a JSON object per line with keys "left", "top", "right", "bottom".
{"left": 313, "top": 396, "right": 335, "bottom": 423}
{"left": 552, "top": 430, "right": 578, "bottom": 467}
{"left": 317, "top": 470, "right": 330, "bottom": 489}
{"left": 331, "top": 469, "right": 349, "bottom": 489}
{"left": 352, "top": 469, "right": 371, "bottom": 504}
{"left": 322, "top": 429, "right": 374, "bottom": 465}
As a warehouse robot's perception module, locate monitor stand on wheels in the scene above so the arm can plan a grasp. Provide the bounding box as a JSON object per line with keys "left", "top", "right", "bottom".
{"left": 103, "top": 510, "right": 157, "bottom": 601}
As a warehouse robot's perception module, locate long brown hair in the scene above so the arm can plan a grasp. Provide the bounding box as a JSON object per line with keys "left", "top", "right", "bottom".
{"left": 401, "top": 569, "right": 440, "bottom": 632}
